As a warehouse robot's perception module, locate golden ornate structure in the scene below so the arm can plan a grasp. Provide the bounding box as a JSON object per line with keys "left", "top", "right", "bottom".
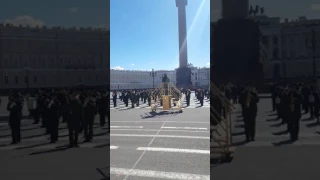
{"left": 150, "top": 82, "right": 183, "bottom": 112}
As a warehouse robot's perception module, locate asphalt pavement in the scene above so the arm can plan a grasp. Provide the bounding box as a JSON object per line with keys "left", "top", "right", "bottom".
{"left": 110, "top": 92, "right": 210, "bottom": 180}
{"left": 212, "top": 98, "right": 320, "bottom": 180}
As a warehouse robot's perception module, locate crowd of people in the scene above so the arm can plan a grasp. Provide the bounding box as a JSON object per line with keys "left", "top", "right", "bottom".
{"left": 1, "top": 89, "right": 109, "bottom": 147}
{"left": 111, "top": 87, "right": 210, "bottom": 108}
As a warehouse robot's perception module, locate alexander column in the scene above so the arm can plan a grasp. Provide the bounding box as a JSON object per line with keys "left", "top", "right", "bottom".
{"left": 175, "top": 0, "right": 192, "bottom": 88}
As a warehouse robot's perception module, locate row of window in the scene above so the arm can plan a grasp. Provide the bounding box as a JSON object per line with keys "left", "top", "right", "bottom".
{"left": 3, "top": 75, "right": 106, "bottom": 85}
{"left": 2, "top": 54, "right": 106, "bottom": 69}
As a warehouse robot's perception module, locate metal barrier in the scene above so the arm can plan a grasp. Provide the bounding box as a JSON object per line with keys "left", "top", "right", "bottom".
{"left": 210, "top": 82, "right": 235, "bottom": 159}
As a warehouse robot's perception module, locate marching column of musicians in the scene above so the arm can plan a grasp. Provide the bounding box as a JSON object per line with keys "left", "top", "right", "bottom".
{"left": 4, "top": 90, "right": 109, "bottom": 147}
{"left": 111, "top": 88, "right": 209, "bottom": 108}
{"left": 212, "top": 81, "right": 320, "bottom": 143}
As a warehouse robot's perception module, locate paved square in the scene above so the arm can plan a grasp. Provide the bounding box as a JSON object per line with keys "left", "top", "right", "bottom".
{"left": 212, "top": 97, "right": 320, "bottom": 180}
{"left": 110, "top": 92, "right": 210, "bottom": 180}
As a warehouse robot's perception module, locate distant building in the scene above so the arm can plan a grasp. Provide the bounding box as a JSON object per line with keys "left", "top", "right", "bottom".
{"left": 110, "top": 67, "right": 210, "bottom": 90}
{"left": 0, "top": 23, "right": 109, "bottom": 90}
{"left": 250, "top": 15, "right": 320, "bottom": 79}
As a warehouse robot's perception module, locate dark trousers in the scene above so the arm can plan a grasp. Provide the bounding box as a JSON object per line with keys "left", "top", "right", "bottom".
{"left": 309, "top": 104, "right": 315, "bottom": 118}
{"left": 200, "top": 99, "right": 203, "bottom": 106}
{"left": 244, "top": 115, "right": 256, "bottom": 140}
{"left": 99, "top": 112, "right": 106, "bottom": 126}
{"left": 272, "top": 98, "right": 276, "bottom": 111}
{"left": 10, "top": 122, "right": 21, "bottom": 143}
{"left": 34, "top": 109, "right": 40, "bottom": 123}
{"left": 68, "top": 124, "right": 79, "bottom": 146}
{"left": 84, "top": 116, "right": 94, "bottom": 140}
{"left": 49, "top": 119, "right": 59, "bottom": 142}
{"left": 113, "top": 99, "right": 117, "bottom": 107}
{"left": 288, "top": 118, "right": 300, "bottom": 140}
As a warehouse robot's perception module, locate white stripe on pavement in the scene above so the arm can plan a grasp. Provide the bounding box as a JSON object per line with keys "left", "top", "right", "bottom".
{"left": 161, "top": 127, "right": 207, "bottom": 130}
{"left": 110, "top": 167, "right": 210, "bottom": 180}
{"left": 110, "top": 146, "right": 119, "bottom": 149}
{"left": 136, "top": 147, "right": 210, "bottom": 154}
{"left": 111, "top": 129, "right": 209, "bottom": 133}
{"left": 111, "top": 126, "right": 143, "bottom": 129}
{"left": 111, "top": 134, "right": 209, "bottom": 139}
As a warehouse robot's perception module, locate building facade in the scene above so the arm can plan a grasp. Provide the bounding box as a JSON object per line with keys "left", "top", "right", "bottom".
{"left": 0, "top": 23, "right": 109, "bottom": 90}
{"left": 251, "top": 15, "right": 320, "bottom": 79}
{"left": 110, "top": 67, "right": 210, "bottom": 90}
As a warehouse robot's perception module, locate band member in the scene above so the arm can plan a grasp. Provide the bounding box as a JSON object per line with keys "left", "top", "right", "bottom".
{"left": 47, "top": 95, "right": 60, "bottom": 143}
{"left": 241, "top": 85, "right": 259, "bottom": 142}
{"left": 7, "top": 93, "right": 23, "bottom": 144}
{"left": 83, "top": 95, "right": 97, "bottom": 142}
{"left": 68, "top": 93, "right": 83, "bottom": 147}
{"left": 112, "top": 91, "right": 117, "bottom": 107}
{"left": 287, "top": 86, "right": 302, "bottom": 141}
{"left": 186, "top": 89, "right": 191, "bottom": 106}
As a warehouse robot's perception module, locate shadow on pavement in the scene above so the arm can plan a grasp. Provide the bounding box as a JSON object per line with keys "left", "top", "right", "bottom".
{"left": 234, "top": 124, "right": 244, "bottom": 128}
{"left": 273, "top": 139, "right": 294, "bottom": 146}
{"left": 266, "top": 118, "right": 279, "bottom": 122}
{"left": 140, "top": 111, "right": 181, "bottom": 119}
{"left": 306, "top": 122, "right": 320, "bottom": 127}
{"left": 15, "top": 142, "right": 51, "bottom": 150}
{"left": 232, "top": 132, "right": 245, "bottom": 136}
{"left": 269, "top": 122, "right": 283, "bottom": 127}
{"left": 301, "top": 118, "right": 314, "bottom": 122}
{"left": 94, "top": 143, "right": 110, "bottom": 148}
{"left": 29, "top": 146, "right": 70, "bottom": 155}
{"left": 232, "top": 140, "right": 247, "bottom": 146}
{"left": 272, "top": 130, "right": 288, "bottom": 136}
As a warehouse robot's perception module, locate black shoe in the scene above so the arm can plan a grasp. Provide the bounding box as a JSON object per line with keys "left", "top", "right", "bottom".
{"left": 10, "top": 141, "right": 17, "bottom": 145}
{"left": 74, "top": 144, "right": 80, "bottom": 148}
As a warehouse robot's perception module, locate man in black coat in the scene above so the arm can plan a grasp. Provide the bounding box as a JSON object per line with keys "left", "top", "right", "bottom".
{"left": 241, "top": 86, "right": 259, "bottom": 142}
{"left": 83, "top": 95, "right": 97, "bottom": 142}
{"left": 47, "top": 95, "right": 60, "bottom": 143}
{"left": 7, "top": 93, "right": 23, "bottom": 144}
{"left": 68, "top": 93, "right": 84, "bottom": 147}
{"left": 186, "top": 89, "right": 191, "bottom": 106}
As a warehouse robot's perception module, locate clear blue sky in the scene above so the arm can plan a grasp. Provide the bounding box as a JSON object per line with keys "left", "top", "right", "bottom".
{"left": 211, "top": 0, "right": 320, "bottom": 22}
{"left": 0, "top": 0, "right": 109, "bottom": 28}
{"left": 110, "top": 0, "right": 210, "bottom": 71}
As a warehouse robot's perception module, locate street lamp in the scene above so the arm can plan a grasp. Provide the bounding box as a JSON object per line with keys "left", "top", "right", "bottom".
{"left": 150, "top": 68, "right": 157, "bottom": 88}
{"left": 306, "top": 23, "right": 320, "bottom": 78}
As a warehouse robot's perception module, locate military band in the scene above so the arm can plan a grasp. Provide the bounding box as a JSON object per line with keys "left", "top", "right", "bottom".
{"left": 1, "top": 89, "right": 109, "bottom": 147}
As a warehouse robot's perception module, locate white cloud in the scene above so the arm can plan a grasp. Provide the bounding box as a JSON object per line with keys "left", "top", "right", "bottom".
{"left": 69, "top": 7, "right": 79, "bottom": 13}
{"left": 311, "top": 4, "right": 320, "bottom": 11}
{"left": 4, "top": 15, "right": 45, "bottom": 27}
{"left": 206, "top": 62, "right": 210, "bottom": 66}
{"left": 131, "top": 64, "right": 135, "bottom": 66}
{"left": 112, "top": 66, "right": 124, "bottom": 70}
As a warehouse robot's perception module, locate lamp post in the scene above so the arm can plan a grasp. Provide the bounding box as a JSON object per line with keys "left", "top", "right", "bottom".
{"left": 150, "top": 68, "right": 157, "bottom": 88}
{"left": 306, "top": 23, "right": 320, "bottom": 78}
